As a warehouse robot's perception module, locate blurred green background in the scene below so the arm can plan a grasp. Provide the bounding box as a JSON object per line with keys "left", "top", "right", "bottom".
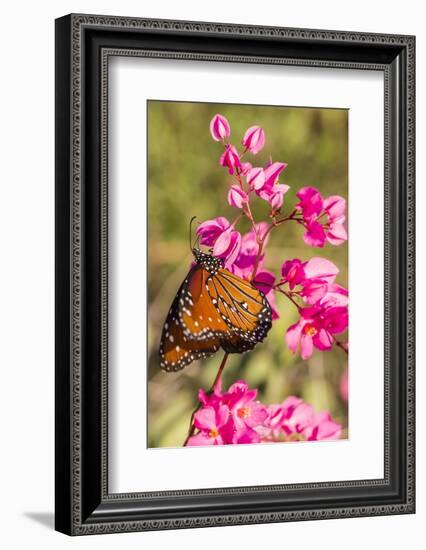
{"left": 147, "top": 100, "right": 348, "bottom": 448}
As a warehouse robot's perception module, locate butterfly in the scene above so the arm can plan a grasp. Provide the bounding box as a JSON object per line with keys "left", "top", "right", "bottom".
{"left": 159, "top": 247, "right": 272, "bottom": 372}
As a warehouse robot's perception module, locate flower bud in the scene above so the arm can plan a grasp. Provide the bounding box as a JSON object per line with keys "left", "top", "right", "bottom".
{"left": 220, "top": 144, "right": 242, "bottom": 175}
{"left": 242, "top": 125, "right": 265, "bottom": 154}
{"left": 246, "top": 167, "right": 265, "bottom": 190}
{"left": 209, "top": 114, "right": 231, "bottom": 141}
{"left": 227, "top": 185, "right": 249, "bottom": 209}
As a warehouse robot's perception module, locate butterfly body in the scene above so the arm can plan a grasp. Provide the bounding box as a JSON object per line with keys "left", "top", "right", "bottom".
{"left": 159, "top": 248, "right": 272, "bottom": 372}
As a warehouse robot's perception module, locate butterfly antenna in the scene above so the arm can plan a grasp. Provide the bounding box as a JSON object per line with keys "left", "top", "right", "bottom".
{"left": 189, "top": 216, "right": 197, "bottom": 251}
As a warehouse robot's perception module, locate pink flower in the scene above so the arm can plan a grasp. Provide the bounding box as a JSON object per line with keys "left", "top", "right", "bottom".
{"left": 303, "top": 257, "right": 339, "bottom": 282}
{"left": 240, "top": 162, "right": 253, "bottom": 175}
{"left": 190, "top": 380, "right": 268, "bottom": 446}
{"left": 280, "top": 396, "right": 342, "bottom": 441}
{"left": 213, "top": 226, "right": 242, "bottom": 266}
{"left": 302, "top": 411, "right": 342, "bottom": 441}
{"left": 242, "top": 125, "right": 265, "bottom": 154}
{"left": 295, "top": 187, "right": 347, "bottom": 247}
{"left": 256, "top": 404, "right": 286, "bottom": 441}
{"left": 324, "top": 195, "right": 346, "bottom": 224}
{"left": 246, "top": 167, "right": 265, "bottom": 191}
{"left": 228, "top": 185, "right": 249, "bottom": 209}
{"left": 209, "top": 113, "right": 231, "bottom": 142}
{"left": 268, "top": 183, "right": 290, "bottom": 211}
{"left": 303, "top": 220, "right": 327, "bottom": 247}
{"left": 296, "top": 187, "right": 323, "bottom": 221}
{"left": 220, "top": 144, "right": 242, "bottom": 175}
{"left": 262, "top": 161, "right": 288, "bottom": 188}
{"left": 196, "top": 216, "right": 231, "bottom": 247}
{"left": 286, "top": 298, "right": 348, "bottom": 359}
{"left": 258, "top": 396, "right": 341, "bottom": 442}
{"left": 196, "top": 217, "right": 242, "bottom": 266}
{"left": 299, "top": 258, "right": 340, "bottom": 304}
{"left": 281, "top": 257, "right": 340, "bottom": 305}
{"left": 188, "top": 381, "right": 342, "bottom": 446}
{"left": 223, "top": 380, "right": 268, "bottom": 431}
{"left": 186, "top": 404, "right": 232, "bottom": 446}
{"left": 320, "top": 284, "right": 349, "bottom": 307}
{"left": 323, "top": 195, "right": 348, "bottom": 245}
{"left": 281, "top": 259, "right": 306, "bottom": 289}
{"left": 230, "top": 223, "right": 270, "bottom": 279}
{"left": 255, "top": 161, "right": 289, "bottom": 211}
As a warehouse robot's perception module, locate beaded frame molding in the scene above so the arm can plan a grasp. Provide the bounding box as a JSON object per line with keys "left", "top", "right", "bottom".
{"left": 55, "top": 14, "right": 415, "bottom": 536}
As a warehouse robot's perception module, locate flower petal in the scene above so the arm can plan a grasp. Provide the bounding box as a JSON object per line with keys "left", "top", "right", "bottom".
{"left": 296, "top": 186, "right": 323, "bottom": 221}
{"left": 303, "top": 220, "right": 326, "bottom": 247}
{"left": 227, "top": 185, "right": 249, "bottom": 209}
{"left": 186, "top": 433, "right": 216, "bottom": 446}
{"left": 304, "top": 257, "right": 339, "bottom": 282}
{"left": 242, "top": 126, "right": 265, "bottom": 154}
{"left": 263, "top": 161, "right": 287, "bottom": 188}
{"left": 327, "top": 222, "right": 348, "bottom": 245}
{"left": 286, "top": 320, "right": 304, "bottom": 353}
{"left": 300, "top": 333, "right": 314, "bottom": 359}
{"left": 209, "top": 114, "right": 231, "bottom": 141}
{"left": 194, "top": 407, "right": 216, "bottom": 431}
{"left": 323, "top": 195, "right": 346, "bottom": 223}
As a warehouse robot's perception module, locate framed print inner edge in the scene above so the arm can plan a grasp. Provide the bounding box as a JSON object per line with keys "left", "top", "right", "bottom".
{"left": 55, "top": 13, "right": 415, "bottom": 535}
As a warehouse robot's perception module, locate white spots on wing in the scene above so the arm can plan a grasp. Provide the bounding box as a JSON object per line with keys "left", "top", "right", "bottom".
{"left": 169, "top": 335, "right": 174, "bottom": 343}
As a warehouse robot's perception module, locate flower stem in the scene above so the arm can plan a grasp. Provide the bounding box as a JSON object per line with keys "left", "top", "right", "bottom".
{"left": 249, "top": 210, "right": 301, "bottom": 281}
{"left": 275, "top": 287, "right": 302, "bottom": 311}
{"left": 183, "top": 352, "right": 229, "bottom": 446}
{"left": 332, "top": 336, "right": 349, "bottom": 355}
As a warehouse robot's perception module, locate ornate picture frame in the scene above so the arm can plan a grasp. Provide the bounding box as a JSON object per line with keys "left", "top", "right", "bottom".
{"left": 55, "top": 13, "right": 415, "bottom": 535}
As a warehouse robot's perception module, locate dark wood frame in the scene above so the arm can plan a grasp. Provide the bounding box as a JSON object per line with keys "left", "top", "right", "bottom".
{"left": 55, "top": 13, "right": 415, "bottom": 535}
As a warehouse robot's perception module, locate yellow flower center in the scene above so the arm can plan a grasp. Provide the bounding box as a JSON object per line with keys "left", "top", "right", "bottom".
{"left": 209, "top": 427, "right": 219, "bottom": 438}
{"left": 237, "top": 406, "right": 250, "bottom": 418}
{"left": 303, "top": 324, "right": 318, "bottom": 337}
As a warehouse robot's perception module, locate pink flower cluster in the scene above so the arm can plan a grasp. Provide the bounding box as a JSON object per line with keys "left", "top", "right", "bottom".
{"left": 281, "top": 257, "right": 348, "bottom": 359}
{"left": 187, "top": 379, "right": 341, "bottom": 446}
{"left": 296, "top": 187, "right": 347, "bottom": 247}
{"left": 198, "top": 114, "right": 349, "bottom": 359}
{"left": 210, "top": 113, "right": 289, "bottom": 214}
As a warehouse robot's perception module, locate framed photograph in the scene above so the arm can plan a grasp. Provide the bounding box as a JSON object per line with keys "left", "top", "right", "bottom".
{"left": 55, "top": 14, "right": 415, "bottom": 535}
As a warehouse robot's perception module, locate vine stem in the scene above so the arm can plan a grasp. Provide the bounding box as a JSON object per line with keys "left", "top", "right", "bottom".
{"left": 183, "top": 352, "right": 229, "bottom": 446}
{"left": 274, "top": 287, "right": 302, "bottom": 311}
{"left": 249, "top": 210, "right": 298, "bottom": 281}
{"left": 332, "top": 336, "right": 349, "bottom": 355}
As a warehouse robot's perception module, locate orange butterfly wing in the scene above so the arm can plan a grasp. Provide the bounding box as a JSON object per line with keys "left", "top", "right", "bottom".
{"left": 178, "top": 265, "right": 232, "bottom": 340}
{"left": 159, "top": 260, "right": 273, "bottom": 371}
{"left": 159, "top": 287, "right": 220, "bottom": 372}
{"left": 206, "top": 268, "right": 272, "bottom": 347}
